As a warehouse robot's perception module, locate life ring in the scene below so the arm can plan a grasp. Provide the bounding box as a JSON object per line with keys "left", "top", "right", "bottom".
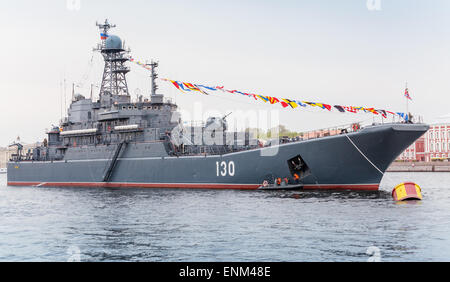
{"left": 262, "top": 180, "right": 269, "bottom": 187}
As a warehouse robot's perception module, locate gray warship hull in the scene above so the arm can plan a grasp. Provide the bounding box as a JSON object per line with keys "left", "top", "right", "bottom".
{"left": 7, "top": 123, "right": 428, "bottom": 191}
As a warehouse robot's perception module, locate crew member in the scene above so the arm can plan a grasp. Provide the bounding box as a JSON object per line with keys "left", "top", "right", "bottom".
{"left": 276, "top": 178, "right": 282, "bottom": 186}
{"left": 293, "top": 173, "right": 300, "bottom": 184}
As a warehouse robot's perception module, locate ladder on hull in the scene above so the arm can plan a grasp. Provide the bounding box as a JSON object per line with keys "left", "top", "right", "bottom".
{"left": 103, "top": 141, "right": 127, "bottom": 182}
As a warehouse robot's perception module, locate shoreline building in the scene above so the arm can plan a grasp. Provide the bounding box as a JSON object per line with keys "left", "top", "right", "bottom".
{"left": 0, "top": 143, "right": 42, "bottom": 168}
{"left": 398, "top": 118, "right": 450, "bottom": 162}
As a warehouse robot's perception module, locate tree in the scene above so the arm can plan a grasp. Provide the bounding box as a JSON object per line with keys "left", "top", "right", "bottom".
{"left": 245, "top": 125, "right": 302, "bottom": 139}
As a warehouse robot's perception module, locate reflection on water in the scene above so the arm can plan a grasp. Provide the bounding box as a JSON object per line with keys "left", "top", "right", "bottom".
{"left": 0, "top": 172, "right": 449, "bottom": 262}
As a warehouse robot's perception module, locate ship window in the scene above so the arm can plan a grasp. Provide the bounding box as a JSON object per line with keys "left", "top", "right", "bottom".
{"left": 88, "top": 111, "right": 92, "bottom": 119}
{"left": 128, "top": 106, "right": 132, "bottom": 109}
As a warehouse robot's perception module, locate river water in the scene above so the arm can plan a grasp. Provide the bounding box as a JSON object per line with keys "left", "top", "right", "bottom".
{"left": 0, "top": 172, "right": 449, "bottom": 262}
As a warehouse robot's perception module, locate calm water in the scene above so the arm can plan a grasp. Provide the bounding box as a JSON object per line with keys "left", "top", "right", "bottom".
{"left": 0, "top": 172, "right": 449, "bottom": 262}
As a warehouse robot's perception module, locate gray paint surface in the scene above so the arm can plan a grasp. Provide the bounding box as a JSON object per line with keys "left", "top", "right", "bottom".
{"left": 8, "top": 124, "right": 428, "bottom": 188}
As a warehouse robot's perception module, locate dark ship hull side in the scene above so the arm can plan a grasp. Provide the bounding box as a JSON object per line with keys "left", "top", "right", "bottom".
{"left": 7, "top": 123, "right": 428, "bottom": 191}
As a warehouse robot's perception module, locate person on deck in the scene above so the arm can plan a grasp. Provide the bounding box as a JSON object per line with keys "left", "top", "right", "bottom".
{"left": 293, "top": 173, "right": 300, "bottom": 184}
{"left": 276, "top": 178, "right": 282, "bottom": 186}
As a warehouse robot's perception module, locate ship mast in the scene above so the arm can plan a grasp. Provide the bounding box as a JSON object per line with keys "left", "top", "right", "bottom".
{"left": 94, "top": 19, "right": 130, "bottom": 108}
{"left": 149, "top": 60, "right": 159, "bottom": 96}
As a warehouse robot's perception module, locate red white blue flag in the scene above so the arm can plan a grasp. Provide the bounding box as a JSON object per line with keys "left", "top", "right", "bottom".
{"left": 404, "top": 87, "right": 412, "bottom": 100}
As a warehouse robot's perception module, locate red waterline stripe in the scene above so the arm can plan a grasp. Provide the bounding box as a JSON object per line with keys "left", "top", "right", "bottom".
{"left": 8, "top": 182, "right": 379, "bottom": 191}
{"left": 7, "top": 181, "right": 260, "bottom": 190}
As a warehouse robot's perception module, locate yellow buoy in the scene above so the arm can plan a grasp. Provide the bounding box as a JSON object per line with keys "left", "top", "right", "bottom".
{"left": 392, "top": 182, "right": 422, "bottom": 201}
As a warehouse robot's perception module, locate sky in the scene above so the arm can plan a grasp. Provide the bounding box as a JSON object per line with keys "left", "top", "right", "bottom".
{"left": 0, "top": 0, "right": 449, "bottom": 146}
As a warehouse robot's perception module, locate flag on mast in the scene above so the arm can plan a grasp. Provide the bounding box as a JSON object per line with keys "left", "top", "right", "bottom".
{"left": 404, "top": 86, "right": 412, "bottom": 100}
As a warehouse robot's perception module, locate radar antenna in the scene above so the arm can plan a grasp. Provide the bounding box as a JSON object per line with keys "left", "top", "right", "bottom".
{"left": 94, "top": 19, "right": 130, "bottom": 108}
{"left": 95, "top": 19, "right": 116, "bottom": 48}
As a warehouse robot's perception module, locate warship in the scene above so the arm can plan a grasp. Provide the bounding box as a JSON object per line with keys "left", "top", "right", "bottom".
{"left": 7, "top": 20, "right": 429, "bottom": 191}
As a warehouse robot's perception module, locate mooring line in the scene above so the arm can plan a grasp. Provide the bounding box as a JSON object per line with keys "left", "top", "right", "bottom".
{"left": 345, "top": 134, "right": 384, "bottom": 176}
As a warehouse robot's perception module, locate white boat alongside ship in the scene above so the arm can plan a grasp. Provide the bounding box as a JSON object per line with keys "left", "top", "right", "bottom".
{"left": 0, "top": 168, "right": 7, "bottom": 174}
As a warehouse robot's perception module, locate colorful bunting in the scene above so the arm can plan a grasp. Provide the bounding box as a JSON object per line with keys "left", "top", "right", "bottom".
{"left": 334, "top": 105, "right": 346, "bottom": 113}
{"left": 129, "top": 57, "right": 152, "bottom": 71}
{"left": 160, "top": 78, "right": 409, "bottom": 121}
{"left": 268, "top": 97, "right": 280, "bottom": 104}
{"left": 397, "top": 112, "right": 409, "bottom": 121}
{"left": 281, "top": 99, "right": 298, "bottom": 109}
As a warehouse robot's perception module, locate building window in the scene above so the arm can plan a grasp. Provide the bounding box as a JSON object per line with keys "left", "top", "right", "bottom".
{"left": 430, "top": 132, "right": 434, "bottom": 139}
{"left": 431, "top": 143, "right": 434, "bottom": 151}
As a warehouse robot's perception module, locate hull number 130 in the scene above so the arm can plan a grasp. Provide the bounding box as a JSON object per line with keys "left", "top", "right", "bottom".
{"left": 216, "top": 161, "right": 235, "bottom": 176}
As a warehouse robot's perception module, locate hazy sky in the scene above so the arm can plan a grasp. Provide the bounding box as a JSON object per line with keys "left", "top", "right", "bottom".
{"left": 1, "top": 0, "right": 449, "bottom": 146}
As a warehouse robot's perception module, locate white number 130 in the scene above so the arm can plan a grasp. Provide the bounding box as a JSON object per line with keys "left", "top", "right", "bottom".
{"left": 216, "top": 161, "right": 235, "bottom": 177}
